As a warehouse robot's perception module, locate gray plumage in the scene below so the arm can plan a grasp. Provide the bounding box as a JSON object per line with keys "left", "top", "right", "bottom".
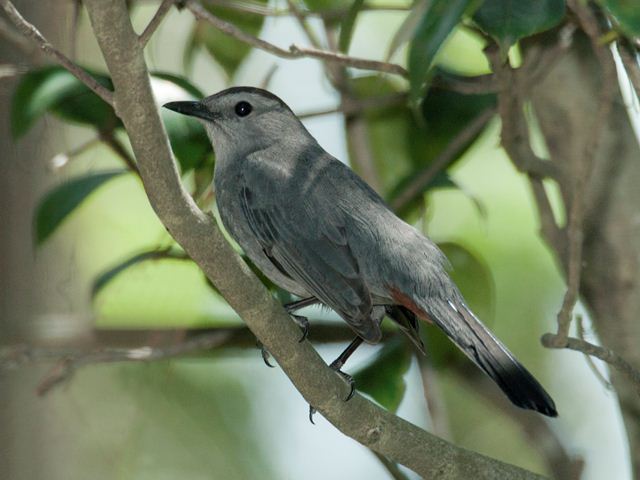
{"left": 163, "top": 87, "right": 557, "bottom": 417}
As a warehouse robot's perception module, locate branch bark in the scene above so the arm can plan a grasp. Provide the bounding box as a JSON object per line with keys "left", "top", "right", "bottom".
{"left": 80, "top": 0, "right": 546, "bottom": 477}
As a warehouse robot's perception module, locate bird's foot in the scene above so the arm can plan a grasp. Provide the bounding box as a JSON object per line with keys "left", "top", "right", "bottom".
{"left": 308, "top": 359, "right": 356, "bottom": 424}
{"left": 290, "top": 314, "right": 309, "bottom": 342}
{"left": 256, "top": 340, "right": 275, "bottom": 368}
{"left": 329, "top": 358, "right": 356, "bottom": 402}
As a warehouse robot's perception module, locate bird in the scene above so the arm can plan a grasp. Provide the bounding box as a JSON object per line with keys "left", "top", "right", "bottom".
{"left": 163, "top": 87, "right": 558, "bottom": 418}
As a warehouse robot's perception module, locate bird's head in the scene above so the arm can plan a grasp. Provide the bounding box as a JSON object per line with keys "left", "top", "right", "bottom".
{"left": 163, "top": 87, "right": 311, "bottom": 158}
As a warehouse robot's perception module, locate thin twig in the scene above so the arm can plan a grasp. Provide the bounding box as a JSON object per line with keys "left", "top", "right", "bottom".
{"left": 186, "top": 0, "right": 408, "bottom": 77}
{"left": 33, "top": 330, "right": 235, "bottom": 395}
{"left": 542, "top": 332, "right": 640, "bottom": 395}
{"left": 576, "top": 315, "right": 613, "bottom": 391}
{"left": 0, "top": 0, "right": 114, "bottom": 105}
{"left": 48, "top": 136, "right": 102, "bottom": 171}
{"left": 100, "top": 131, "right": 140, "bottom": 175}
{"left": 527, "top": 178, "right": 565, "bottom": 255}
{"left": 286, "top": 0, "right": 323, "bottom": 49}
{"left": 391, "top": 107, "right": 495, "bottom": 212}
{"left": 139, "top": 0, "right": 175, "bottom": 48}
{"left": 0, "top": 323, "right": 377, "bottom": 396}
{"left": 297, "top": 92, "right": 407, "bottom": 119}
{"left": 290, "top": 44, "right": 408, "bottom": 76}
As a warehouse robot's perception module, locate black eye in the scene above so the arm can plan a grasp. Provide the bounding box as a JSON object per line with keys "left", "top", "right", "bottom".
{"left": 234, "top": 101, "right": 252, "bottom": 117}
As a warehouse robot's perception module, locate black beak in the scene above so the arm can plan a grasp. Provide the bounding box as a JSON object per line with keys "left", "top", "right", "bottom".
{"left": 163, "top": 101, "right": 217, "bottom": 121}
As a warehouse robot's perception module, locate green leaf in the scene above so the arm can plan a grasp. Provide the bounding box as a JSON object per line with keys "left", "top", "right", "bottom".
{"left": 34, "top": 170, "right": 125, "bottom": 246}
{"left": 186, "top": 2, "right": 267, "bottom": 77}
{"left": 473, "top": 0, "right": 566, "bottom": 50}
{"left": 11, "top": 65, "right": 117, "bottom": 138}
{"left": 353, "top": 336, "right": 412, "bottom": 412}
{"left": 92, "top": 248, "right": 190, "bottom": 299}
{"left": 600, "top": 0, "right": 640, "bottom": 37}
{"left": 408, "top": 0, "right": 475, "bottom": 105}
{"left": 338, "top": 0, "right": 365, "bottom": 52}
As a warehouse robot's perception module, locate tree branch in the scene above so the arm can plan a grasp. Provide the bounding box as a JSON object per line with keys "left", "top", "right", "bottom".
{"left": 139, "top": 0, "right": 175, "bottom": 48}
{"left": 0, "top": 0, "right": 114, "bottom": 105}
{"left": 0, "top": 324, "right": 357, "bottom": 395}
{"left": 186, "top": 0, "right": 408, "bottom": 77}
{"left": 80, "top": 0, "right": 545, "bottom": 477}
{"left": 541, "top": 332, "right": 640, "bottom": 395}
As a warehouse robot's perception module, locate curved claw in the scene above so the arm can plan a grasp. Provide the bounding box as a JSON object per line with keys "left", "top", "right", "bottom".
{"left": 308, "top": 405, "right": 317, "bottom": 424}
{"left": 257, "top": 341, "right": 275, "bottom": 368}
{"left": 291, "top": 314, "right": 310, "bottom": 342}
{"left": 345, "top": 379, "right": 356, "bottom": 402}
{"left": 335, "top": 369, "right": 356, "bottom": 402}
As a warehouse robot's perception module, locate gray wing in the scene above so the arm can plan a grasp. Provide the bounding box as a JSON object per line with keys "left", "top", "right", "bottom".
{"left": 239, "top": 183, "right": 380, "bottom": 342}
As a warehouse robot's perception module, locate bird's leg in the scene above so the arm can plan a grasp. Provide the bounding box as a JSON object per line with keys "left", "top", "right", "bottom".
{"left": 309, "top": 336, "right": 364, "bottom": 423}
{"left": 284, "top": 297, "right": 319, "bottom": 342}
{"left": 328, "top": 336, "right": 364, "bottom": 400}
{"left": 308, "top": 307, "right": 387, "bottom": 423}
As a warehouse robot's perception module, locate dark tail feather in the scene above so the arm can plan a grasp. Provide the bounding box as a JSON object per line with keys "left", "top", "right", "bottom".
{"left": 430, "top": 300, "right": 557, "bottom": 417}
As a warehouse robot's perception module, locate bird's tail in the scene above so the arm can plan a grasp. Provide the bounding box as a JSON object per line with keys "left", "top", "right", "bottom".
{"left": 425, "top": 298, "right": 558, "bottom": 417}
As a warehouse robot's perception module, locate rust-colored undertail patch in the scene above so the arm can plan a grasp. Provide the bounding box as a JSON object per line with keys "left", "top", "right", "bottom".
{"left": 388, "top": 286, "right": 434, "bottom": 324}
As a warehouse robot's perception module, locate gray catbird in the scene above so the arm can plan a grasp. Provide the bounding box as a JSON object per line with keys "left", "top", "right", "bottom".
{"left": 164, "top": 87, "right": 557, "bottom": 417}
